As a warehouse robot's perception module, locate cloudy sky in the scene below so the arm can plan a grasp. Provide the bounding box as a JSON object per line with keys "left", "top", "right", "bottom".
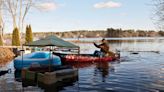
{"left": 6, "top": 0, "right": 156, "bottom": 33}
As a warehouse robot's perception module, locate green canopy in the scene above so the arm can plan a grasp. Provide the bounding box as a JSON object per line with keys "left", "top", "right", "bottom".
{"left": 24, "top": 35, "right": 79, "bottom": 48}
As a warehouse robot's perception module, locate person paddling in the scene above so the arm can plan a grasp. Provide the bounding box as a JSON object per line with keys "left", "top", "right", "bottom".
{"left": 93, "top": 38, "right": 115, "bottom": 57}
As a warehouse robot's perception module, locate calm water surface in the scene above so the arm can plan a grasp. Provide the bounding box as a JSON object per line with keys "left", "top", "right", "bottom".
{"left": 0, "top": 37, "right": 164, "bottom": 92}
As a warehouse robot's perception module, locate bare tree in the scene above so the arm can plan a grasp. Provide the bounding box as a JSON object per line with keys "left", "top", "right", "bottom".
{"left": 5, "top": 0, "right": 33, "bottom": 30}
{"left": 5, "top": 0, "right": 49, "bottom": 34}
{"left": 154, "top": 0, "right": 164, "bottom": 30}
{"left": 0, "top": 0, "right": 5, "bottom": 45}
{"left": 19, "top": 0, "right": 33, "bottom": 35}
{"left": 5, "top": 0, "right": 18, "bottom": 28}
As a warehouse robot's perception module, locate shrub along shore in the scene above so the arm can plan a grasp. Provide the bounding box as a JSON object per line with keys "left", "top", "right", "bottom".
{"left": 0, "top": 47, "right": 15, "bottom": 65}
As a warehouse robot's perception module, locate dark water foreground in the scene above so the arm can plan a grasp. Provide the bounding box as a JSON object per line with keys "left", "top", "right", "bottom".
{"left": 62, "top": 52, "right": 164, "bottom": 92}
{"left": 0, "top": 61, "right": 44, "bottom": 92}
{"left": 0, "top": 52, "right": 163, "bottom": 92}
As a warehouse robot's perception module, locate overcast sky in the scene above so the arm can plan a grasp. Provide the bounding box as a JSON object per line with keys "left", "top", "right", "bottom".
{"left": 5, "top": 0, "right": 155, "bottom": 33}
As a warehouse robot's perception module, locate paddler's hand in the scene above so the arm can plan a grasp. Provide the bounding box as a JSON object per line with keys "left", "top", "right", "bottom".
{"left": 93, "top": 42, "right": 97, "bottom": 46}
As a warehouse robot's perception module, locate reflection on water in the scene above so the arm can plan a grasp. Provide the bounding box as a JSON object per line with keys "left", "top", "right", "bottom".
{"left": 62, "top": 52, "right": 164, "bottom": 92}
{"left": 0, "top": 61, "right": 44, "bottom": 91}
{"left": 14, "top": 70, "right": 22, "bottom": 82}
{"left": 0, "top": 38, "right": 164, "bottom": 92}
{"left": 94, "top": 62, "right": 115, "bottom": 82}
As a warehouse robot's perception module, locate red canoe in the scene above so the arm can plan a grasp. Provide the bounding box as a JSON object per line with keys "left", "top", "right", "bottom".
{"left": 53, "top": 52, "right": 120, "bottom": 64}
{"left": 59, "top": 54, "right": 119, "bottom": 63}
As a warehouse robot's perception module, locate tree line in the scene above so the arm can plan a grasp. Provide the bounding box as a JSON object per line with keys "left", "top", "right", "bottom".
{"left": 106, "top": 28, "right": 164, "bottom": 37}
{"left": 18, "top": 28, "right": 164, "bottom": 39}
{"left": 32, "top": 28, "right": 164, "bottom": 38}
{"left": 2, "top": 28, "right": 164, "bottom": 45}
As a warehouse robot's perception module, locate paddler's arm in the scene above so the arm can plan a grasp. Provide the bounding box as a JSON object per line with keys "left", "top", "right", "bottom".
{"left": 93, "top": 42, "right": 104, "bottom": 48}
{"left": 93, "top": 42, "right": 99, "bottom": 48}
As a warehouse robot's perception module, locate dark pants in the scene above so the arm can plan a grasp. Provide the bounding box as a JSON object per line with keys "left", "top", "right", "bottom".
{"left": 94, "top": 50, "right": 105, "bottom": 57}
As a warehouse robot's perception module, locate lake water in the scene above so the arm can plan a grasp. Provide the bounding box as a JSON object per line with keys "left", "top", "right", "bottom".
{"left": 0, "top": 37, "right": 164, "bottom": 92}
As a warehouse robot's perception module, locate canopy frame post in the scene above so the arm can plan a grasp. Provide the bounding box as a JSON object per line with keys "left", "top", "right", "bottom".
{"left": 49, "top": 46, "right": 53, "bottom": 72}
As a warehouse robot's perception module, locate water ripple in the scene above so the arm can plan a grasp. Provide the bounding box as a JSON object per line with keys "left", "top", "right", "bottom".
{"left": 60, "top": 52, "right": 164, "bottom": 92}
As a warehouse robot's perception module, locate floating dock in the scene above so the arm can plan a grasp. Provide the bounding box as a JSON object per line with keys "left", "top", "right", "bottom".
{"left": 21, "top": 66, "right": 78, "bottom": 91}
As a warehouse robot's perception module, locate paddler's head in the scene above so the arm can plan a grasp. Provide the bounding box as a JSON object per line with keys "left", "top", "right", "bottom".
{"left": 102, "top": 38, "right": 106, "bottom": 43}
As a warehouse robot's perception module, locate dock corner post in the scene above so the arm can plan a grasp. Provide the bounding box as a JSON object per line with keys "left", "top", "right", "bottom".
{"left": 78, "top": 47, "right": 80, "bottom": 54}
{"left": 77, "top": 47, "right": 80, "bottom": 92}
{"left": 21, "top": 45, "right": 24, "bottom": 70}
